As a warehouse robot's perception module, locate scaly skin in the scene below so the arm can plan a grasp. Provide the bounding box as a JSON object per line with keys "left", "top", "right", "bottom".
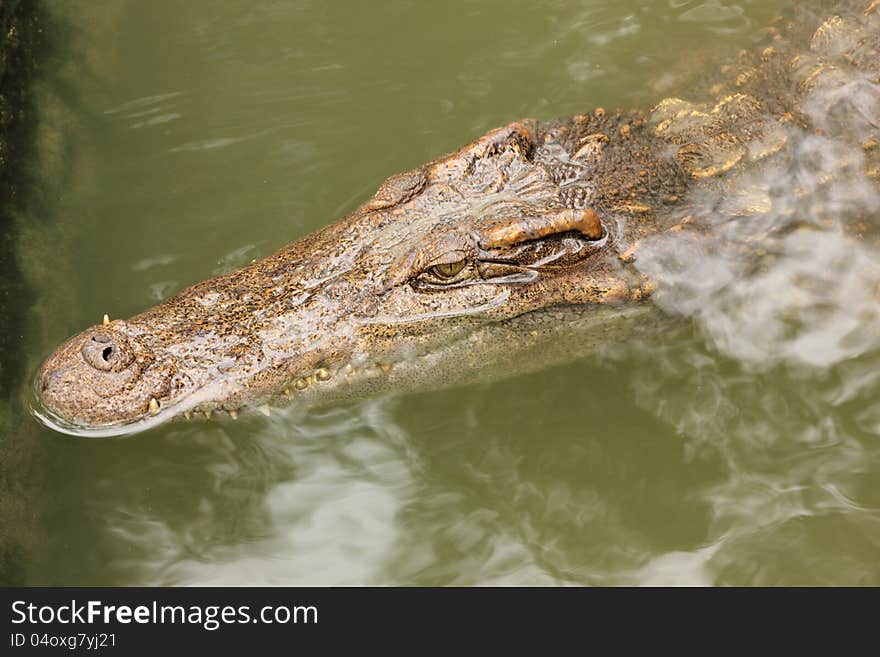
{"left": 35, "top": 0, "right": 880, "bottom": 436}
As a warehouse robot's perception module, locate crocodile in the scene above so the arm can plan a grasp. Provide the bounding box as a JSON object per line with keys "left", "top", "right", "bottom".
{"left": 35, "top": 0, "right": 880, "bottom": 436}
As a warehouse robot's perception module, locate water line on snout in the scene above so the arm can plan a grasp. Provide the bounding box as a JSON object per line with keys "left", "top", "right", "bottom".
{"left": 28, "top": 376, "right": 231, "bottom": 438}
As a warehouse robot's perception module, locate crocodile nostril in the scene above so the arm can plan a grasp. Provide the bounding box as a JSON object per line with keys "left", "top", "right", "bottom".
{"left": 81, "top": 332, "right": 132, "bottom": 372}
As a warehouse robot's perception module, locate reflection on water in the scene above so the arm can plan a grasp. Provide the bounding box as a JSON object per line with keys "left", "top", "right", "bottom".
{"left": 12, "top": 0, "right": 880, "bottom": 585}
{"left": 102, "top": 402, "right": 413, "bottom": 585}
{"left": 619, "top": 333, "right": 880, "bottom": 585}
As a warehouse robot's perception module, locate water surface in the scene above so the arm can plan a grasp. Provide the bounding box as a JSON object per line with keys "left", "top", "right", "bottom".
{"left": 9, "top": 0, "right": 880, "bottom": 585}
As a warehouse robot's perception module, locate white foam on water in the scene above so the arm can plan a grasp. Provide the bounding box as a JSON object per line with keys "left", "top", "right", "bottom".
{"left": 609, "top": 62, "right": 880, "bottom": 581}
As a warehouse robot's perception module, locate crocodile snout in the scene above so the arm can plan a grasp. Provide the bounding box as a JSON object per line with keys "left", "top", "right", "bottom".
{"left": 37, "top": 324, "right": 176, "bottom": 428}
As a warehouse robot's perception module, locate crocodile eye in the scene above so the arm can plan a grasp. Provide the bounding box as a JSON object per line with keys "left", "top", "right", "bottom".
{"left": 429, "top": 261, "right": 466, "bottom": 279}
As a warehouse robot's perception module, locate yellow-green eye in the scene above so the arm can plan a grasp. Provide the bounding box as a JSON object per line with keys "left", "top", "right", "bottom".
{"left": 429, "top": 261, "right": 466, "bottom": 279}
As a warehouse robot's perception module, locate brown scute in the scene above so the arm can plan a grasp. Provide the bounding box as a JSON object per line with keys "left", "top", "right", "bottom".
{"left": 480, "top": 208, "right": 603, "bottom": 249}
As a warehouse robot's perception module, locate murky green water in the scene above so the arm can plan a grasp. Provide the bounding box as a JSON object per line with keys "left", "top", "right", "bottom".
{"left": 7, "top": 0, "right": 880, "bottom": 585}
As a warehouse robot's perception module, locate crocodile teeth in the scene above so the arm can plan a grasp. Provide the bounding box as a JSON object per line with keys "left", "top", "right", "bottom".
{"left": 184, "top": 411, "right": 192, "bottom": 421}
{"left": 257, "top": 404, "right": 271, "bottom": 417}
{"left": 102, "top": 314, "right": 110, "bottom": 326}
{"left": 284, "top": 388, "right": 291, "bottom": 398}
{"left": 204, "top": 409, "right": 212, "bottom": 419}
{"left": 229, "top": 409, "right": 238, "bottom": 420}
{"left": 148, "top": 398, "right": 159, "bottom": 414}
{"left": 315, "top": 368, "right": 331, "bottom": 381}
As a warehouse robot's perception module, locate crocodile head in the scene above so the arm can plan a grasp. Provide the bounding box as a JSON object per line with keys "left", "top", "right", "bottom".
{"left": 34, "top": 0, "right": 880, "bottom": 436}
{"left": 35, "top": 119, "right": 667, "bottom": 436}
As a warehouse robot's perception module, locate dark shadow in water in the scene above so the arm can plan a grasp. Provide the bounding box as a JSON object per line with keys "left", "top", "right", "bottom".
{"left": 0, "top": 0, "right": 62, "bottom": 585}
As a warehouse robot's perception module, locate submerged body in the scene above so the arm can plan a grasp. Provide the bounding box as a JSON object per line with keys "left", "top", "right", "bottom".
{"left": 36, "top": 0, "right": 880, "bottom": 436}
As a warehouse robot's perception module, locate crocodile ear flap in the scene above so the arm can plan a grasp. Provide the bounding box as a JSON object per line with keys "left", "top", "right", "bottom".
{"left": 427, "top": 121, "right": 538, "bottom": 181}
{"left": 467, "top": 121, "right": 536, "bottom": 160}
{"left": 478, "top": 208, "right": 605, "bottom": 250}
